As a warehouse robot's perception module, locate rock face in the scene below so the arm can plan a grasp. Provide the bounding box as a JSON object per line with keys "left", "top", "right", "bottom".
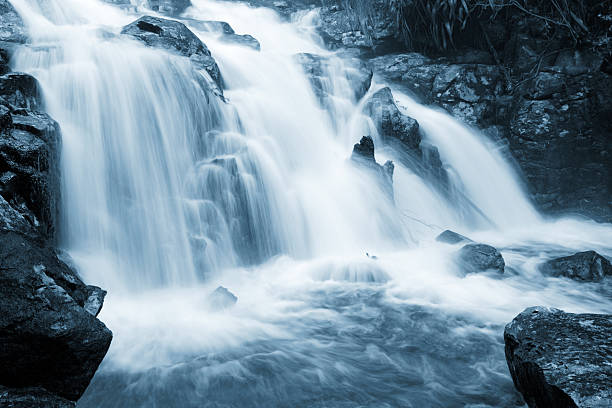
{"left": 121, "top": 16, "right": 223, "bottom": 93}
{"left": 457, "top": 243, "right": 505, "bottom": 274}
{"left": 540, "top": 251, "right": 612, "bottom": 282}
{"left": 504, "top": 307, "right": 612, "bottom": 407}
{"left": 186, "top": 19, "right": 260, "bottom": 50}
{"left": 207, "top": 286, "right": 238, "bottom": 310}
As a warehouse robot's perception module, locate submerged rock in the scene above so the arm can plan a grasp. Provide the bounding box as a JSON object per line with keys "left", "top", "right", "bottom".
{"left": 208, "top": 286, "right": 238, "bottom": 310}
{"left": 540, "top": 251, "right": 612, "bottom": 282}
{"left": 121, "top": 16, "right": 223, "bottom": 93}
{"left": 457, "top": 243, "right": 505, "bottom": 274}
{"left": 504, "top": 307, "right": 612, "bottom": 407}
{"left": 436, "top": 229, "right": 472, "bottom": 245}
{"left": 351, "top": 136, "right": 393, "bottom": 198}
{"left": 186, "top": 19, "right": 260, "bottom": 50}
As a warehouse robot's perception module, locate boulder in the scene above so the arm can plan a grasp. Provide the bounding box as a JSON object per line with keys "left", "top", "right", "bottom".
{"left": 143, "top": 0, "right": 191, "bottom": 15}
{"left": 457, "top": 243, "right": 505, "bottom": 274}
{"left": 436, "top": 229, "right": 472, "bottom": 244}
{"left": 0, "top": 385, "right": 75, "bottom": 407}
{"left": 121, "top": 16, "right": 223, "bottom": 93}
{"left": 0, "top": 229, "right": 113, "bottom": 402}
{"left": 0, "top": 0, "right": 27, "bottom": 45}
{"left": 0, "top": 73, "right": 42, "bottom": 110}
{"left": 207, "top": 286, "right": 237, "bottom": 310}
{"left": 186, "top": 20, "right": 260, "bottom": 50}
{"left": 540, "top": 251, "right": 612, "bottom": 282}
{"left": 504, "top": 307, "right": 612, "bottom": 407}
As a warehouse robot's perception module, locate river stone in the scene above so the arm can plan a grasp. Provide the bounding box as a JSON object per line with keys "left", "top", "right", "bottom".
{"left": 504, "top": 306, "right": 612, "bottom": 407}
{"left": 121, "top": 16, "right": 223, "bottom": 93}
{"left": 208, "top": 286, "right": 237, "bottom": 310}
{"left": 457, "top": 243, "right": 505, "bottom": 274}
{"left": 540, "top": 251, "right": 612, "bottom": 282}
{"left": 436, "top": 229, "right": 472, "bottom": 244}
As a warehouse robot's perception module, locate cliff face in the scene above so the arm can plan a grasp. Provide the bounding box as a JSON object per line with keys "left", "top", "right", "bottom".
{"left": 316, "top": 0, "right": 612, "bottom": 221}
{"left": 0, "top": 1, "right": 112, "bottom": 406}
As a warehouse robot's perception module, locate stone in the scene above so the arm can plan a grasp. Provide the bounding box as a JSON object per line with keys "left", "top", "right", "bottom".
{"left": 350, "top": 135, "right": 394, "bottom": 196}
{"left": 208, "top": 286, "right": 237, "bottom": 310}
{"left": 436, "top": 229, "right": 472, "bottom": 244}
{"left": 0, "top": 385, "right": 75, "bottom": 407}
{"left": 504, "top": 307, "right": 612, "bottom": 407}
{"left": 0, "top": 0, "right": 27, "bottom": 44}
{"left": 186, "top": 20, "right": 260, "bottom": 50}
{"left": 0, "top": 73, "right": 42, "bottom": 110}
{"left": 0, "top": 230, "right": 113, "bottom": 402}
{"left": 121, "top": 16, "right": 223, "bottom": 93}
{"left": 540, "top": 251, "right": 612, "bottom": 282}
{"left": 457, "top": 243, "right": 505, "bottom": 274}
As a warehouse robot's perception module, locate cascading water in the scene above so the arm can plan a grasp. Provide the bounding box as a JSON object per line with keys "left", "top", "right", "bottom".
{"left": 8, "top": 0, "right": 612, "bottom": 406}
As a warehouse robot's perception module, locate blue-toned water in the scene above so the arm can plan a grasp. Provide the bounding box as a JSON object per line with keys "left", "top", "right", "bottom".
{"left": 9, "top": 0, "right": 612, "bottom": 406}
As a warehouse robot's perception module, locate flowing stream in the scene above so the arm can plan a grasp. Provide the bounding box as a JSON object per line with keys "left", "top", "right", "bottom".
{"left": 8, "top": 0, "right": 612, "bottom": 406}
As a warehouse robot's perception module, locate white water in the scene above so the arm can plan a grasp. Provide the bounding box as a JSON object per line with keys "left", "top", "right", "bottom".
{"left": 8, "top": 0, "right": 612, "bottom": 406}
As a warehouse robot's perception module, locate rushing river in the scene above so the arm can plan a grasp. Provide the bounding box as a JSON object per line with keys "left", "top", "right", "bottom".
{"left": 8, "top": 0, "right": 612, "bottom": 406}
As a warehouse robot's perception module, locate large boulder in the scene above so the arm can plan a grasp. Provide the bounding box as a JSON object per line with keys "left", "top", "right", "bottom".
{"left": 457, "top": 243, "right": 505, "bottom": 274}
{"left": 121, "top": 16, "right": 223, "bottom": 94}
{"left": 0, "top": 230, "right": 112, "bottom": 403}
{"left": 540, "top": 251, "right": 612, "bottom": 282}
{"left": 504, "top": 307, "right": 612, "bottom": 407}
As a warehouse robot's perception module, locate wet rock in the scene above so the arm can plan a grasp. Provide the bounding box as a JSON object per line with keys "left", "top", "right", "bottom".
{"left": 208, "top": 286, "right": 237, "bottom": 310}
{"left": 83, "top": 286, "right": 107, "bottom": 317}
{"left": 0, "top": 73, "right": 42, "bottom": 110}
{"left": 540, "top": 251, "right": 612, "bottom": 282}
{"left": 143, "top": 0, "right": 191, "bottom": 15}
{"left": 222, "top": 33, "right": 260, "bottom": 50}
{"left": 351, "top": 135, "right": 393, "bottom": 194}
{"left": 436, "top": 229, "right": 472, "bottom": 245}
{"left": 0, "top": 229, "right": 113, "bottom": 402}
{"left": 504, "top": 306, "right": 612, "bottom": 407}
{"left": 0, "top": 0, "right": 27, "bottom": 44}
{"left": 0, "top": 106, "right": 61, "bottom": 239}
{"left": 121, "top": 16, "right": 223, "bottom": 93}
{"left": 457, "top": 243, "right": 505, "bottom": 274}
{"left": 186, "top": 19, "right": 260, "bottom": 50}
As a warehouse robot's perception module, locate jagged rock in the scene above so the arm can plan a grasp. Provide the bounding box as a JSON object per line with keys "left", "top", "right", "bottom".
{"left": 83, "top": 286, "right": 107, "bottom": 317}
{"left": 457, "top": 243, "right": 505, "bottom": 274}
{"left": 436, "top": 229, "right": 472, "bottom": 244}
{"left": 207, "top": 286, "right": 237, "bottom": 310}
{"left": 351, "top": 135, "right": 393, "bottom": 195}
{"left": 0, "top": 73, "right": 42, "bottom": 110}
{"left": 121, "top": 16, "right": 223, "bottom": 93}
{"left": 0, "top": 0, "right": 26, "bottom": 44}
{"left": 0, "top": 229, "right": 112, "bottom": 402}
{"left": 0, "top": 104, "right": 61, "bottom": 239}
{"left": 540, "top": 251, "right": 612, "bottom": 282}
{"left": 504, "top": 307, "right": 612, "bottom": 407}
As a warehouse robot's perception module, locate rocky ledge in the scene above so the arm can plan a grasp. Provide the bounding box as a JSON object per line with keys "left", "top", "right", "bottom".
{"left": 504, "top": 307, "right": 611, "bottom": 408}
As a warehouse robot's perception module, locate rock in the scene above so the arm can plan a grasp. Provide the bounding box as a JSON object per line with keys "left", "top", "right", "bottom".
{"left": 504, "top": 307, "right": 612, "bottom": 407}
{"left": 0, "top": 0, "right": 27, "bottom": 44}
{"left": 0, "top": 73, "right": 42, "bottom": 110}
{"left": 121, "top": 16, "right": 223, "bottom": 93}
{"left": 143, "top": 0, "right": 191, "bottom": 15}
{"left": 0, "top": 230, "right": 112, "bottom": 402}
{"left": 457, "top": 243, "right": 505, "bottom": 274}
{"left": 0, "top": 106, "right": 61, "bottom": 239}
{"left": 186, "top": 20, "right": 261, "bottom": 50}
{"left": 0, "top": 385, "right": 76, "bottom": 407}
{"left": 436, "top": 229, "right": 472, "bottom": 244}
{"left": 351, "top": 135, "right": 393, "bottom": 195}
{"left": 540, "top": 251, "right": 612, "bottom": 282}
{"left": 83, "top": 286, "right": 107, "bottom": 317}
{"left": 208, "top": 286, "right": 237, "bottom": 310}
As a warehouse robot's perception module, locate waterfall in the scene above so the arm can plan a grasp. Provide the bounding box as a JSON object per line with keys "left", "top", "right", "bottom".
{"left": 7, "top": 0, "right": 611, "bottom": 406}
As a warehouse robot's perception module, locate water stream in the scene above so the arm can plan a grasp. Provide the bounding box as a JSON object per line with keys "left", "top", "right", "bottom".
{"left": 8, "top": 0, "right": 612, "bottom": 406}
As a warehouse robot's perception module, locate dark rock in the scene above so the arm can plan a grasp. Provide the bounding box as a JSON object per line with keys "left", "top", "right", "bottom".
{"left": 457, "top": 243, "right": 505, "bottom": 274}
{"left": 221, "top": 33, "right": 260, "bottom": 50}
{"left": 83, "top": 286, "right": 107, "bottom": 317}
{"left": 121, "top": 16, "right": 223, "bottom": 93}
{"left": 0, "top": 385, "right": 75, "bottom": 407}
{"left": 540, "top": 251, "right": 612, "bottom": 282}
{"left": 0, "top": 107, "right": 61, "bottom": 239}
{"left": 186, "top": 19, "right": 260, "bottom": 50}
{"left": 504, "top": 306, "right": 612, "bottom": 407}
{"left": 351, "top": 135, "right": 393, "bottom": 195}
{"left": 143, "top": 0, "right": 191, "bottom": 15}
{"left": 208, "top": 286, "right": 237, "bottom": 310}
{"left": 0, "top": 229, "right": 112, "bottom": 401}
{"left": 436, "top": 229, "right": 472, "bottom": 244}
{"left": 0, "top": 74, "right": 42, "bottom": 110}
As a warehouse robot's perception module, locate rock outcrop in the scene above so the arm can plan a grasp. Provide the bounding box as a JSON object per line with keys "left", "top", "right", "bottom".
{"left": 350, "top": 135, "right": 393, "bottom": 197}
{"left": 121, "top": 16, "right": 223, "bottom": 94}
{"left": 186, "top": 19, "right": 260, "bottom": 50}
{"left": 540, "top": 251, "right": 612, "bottom": 282}
{"left": 505, "top": 307, "right": 612, "bottom": 407}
